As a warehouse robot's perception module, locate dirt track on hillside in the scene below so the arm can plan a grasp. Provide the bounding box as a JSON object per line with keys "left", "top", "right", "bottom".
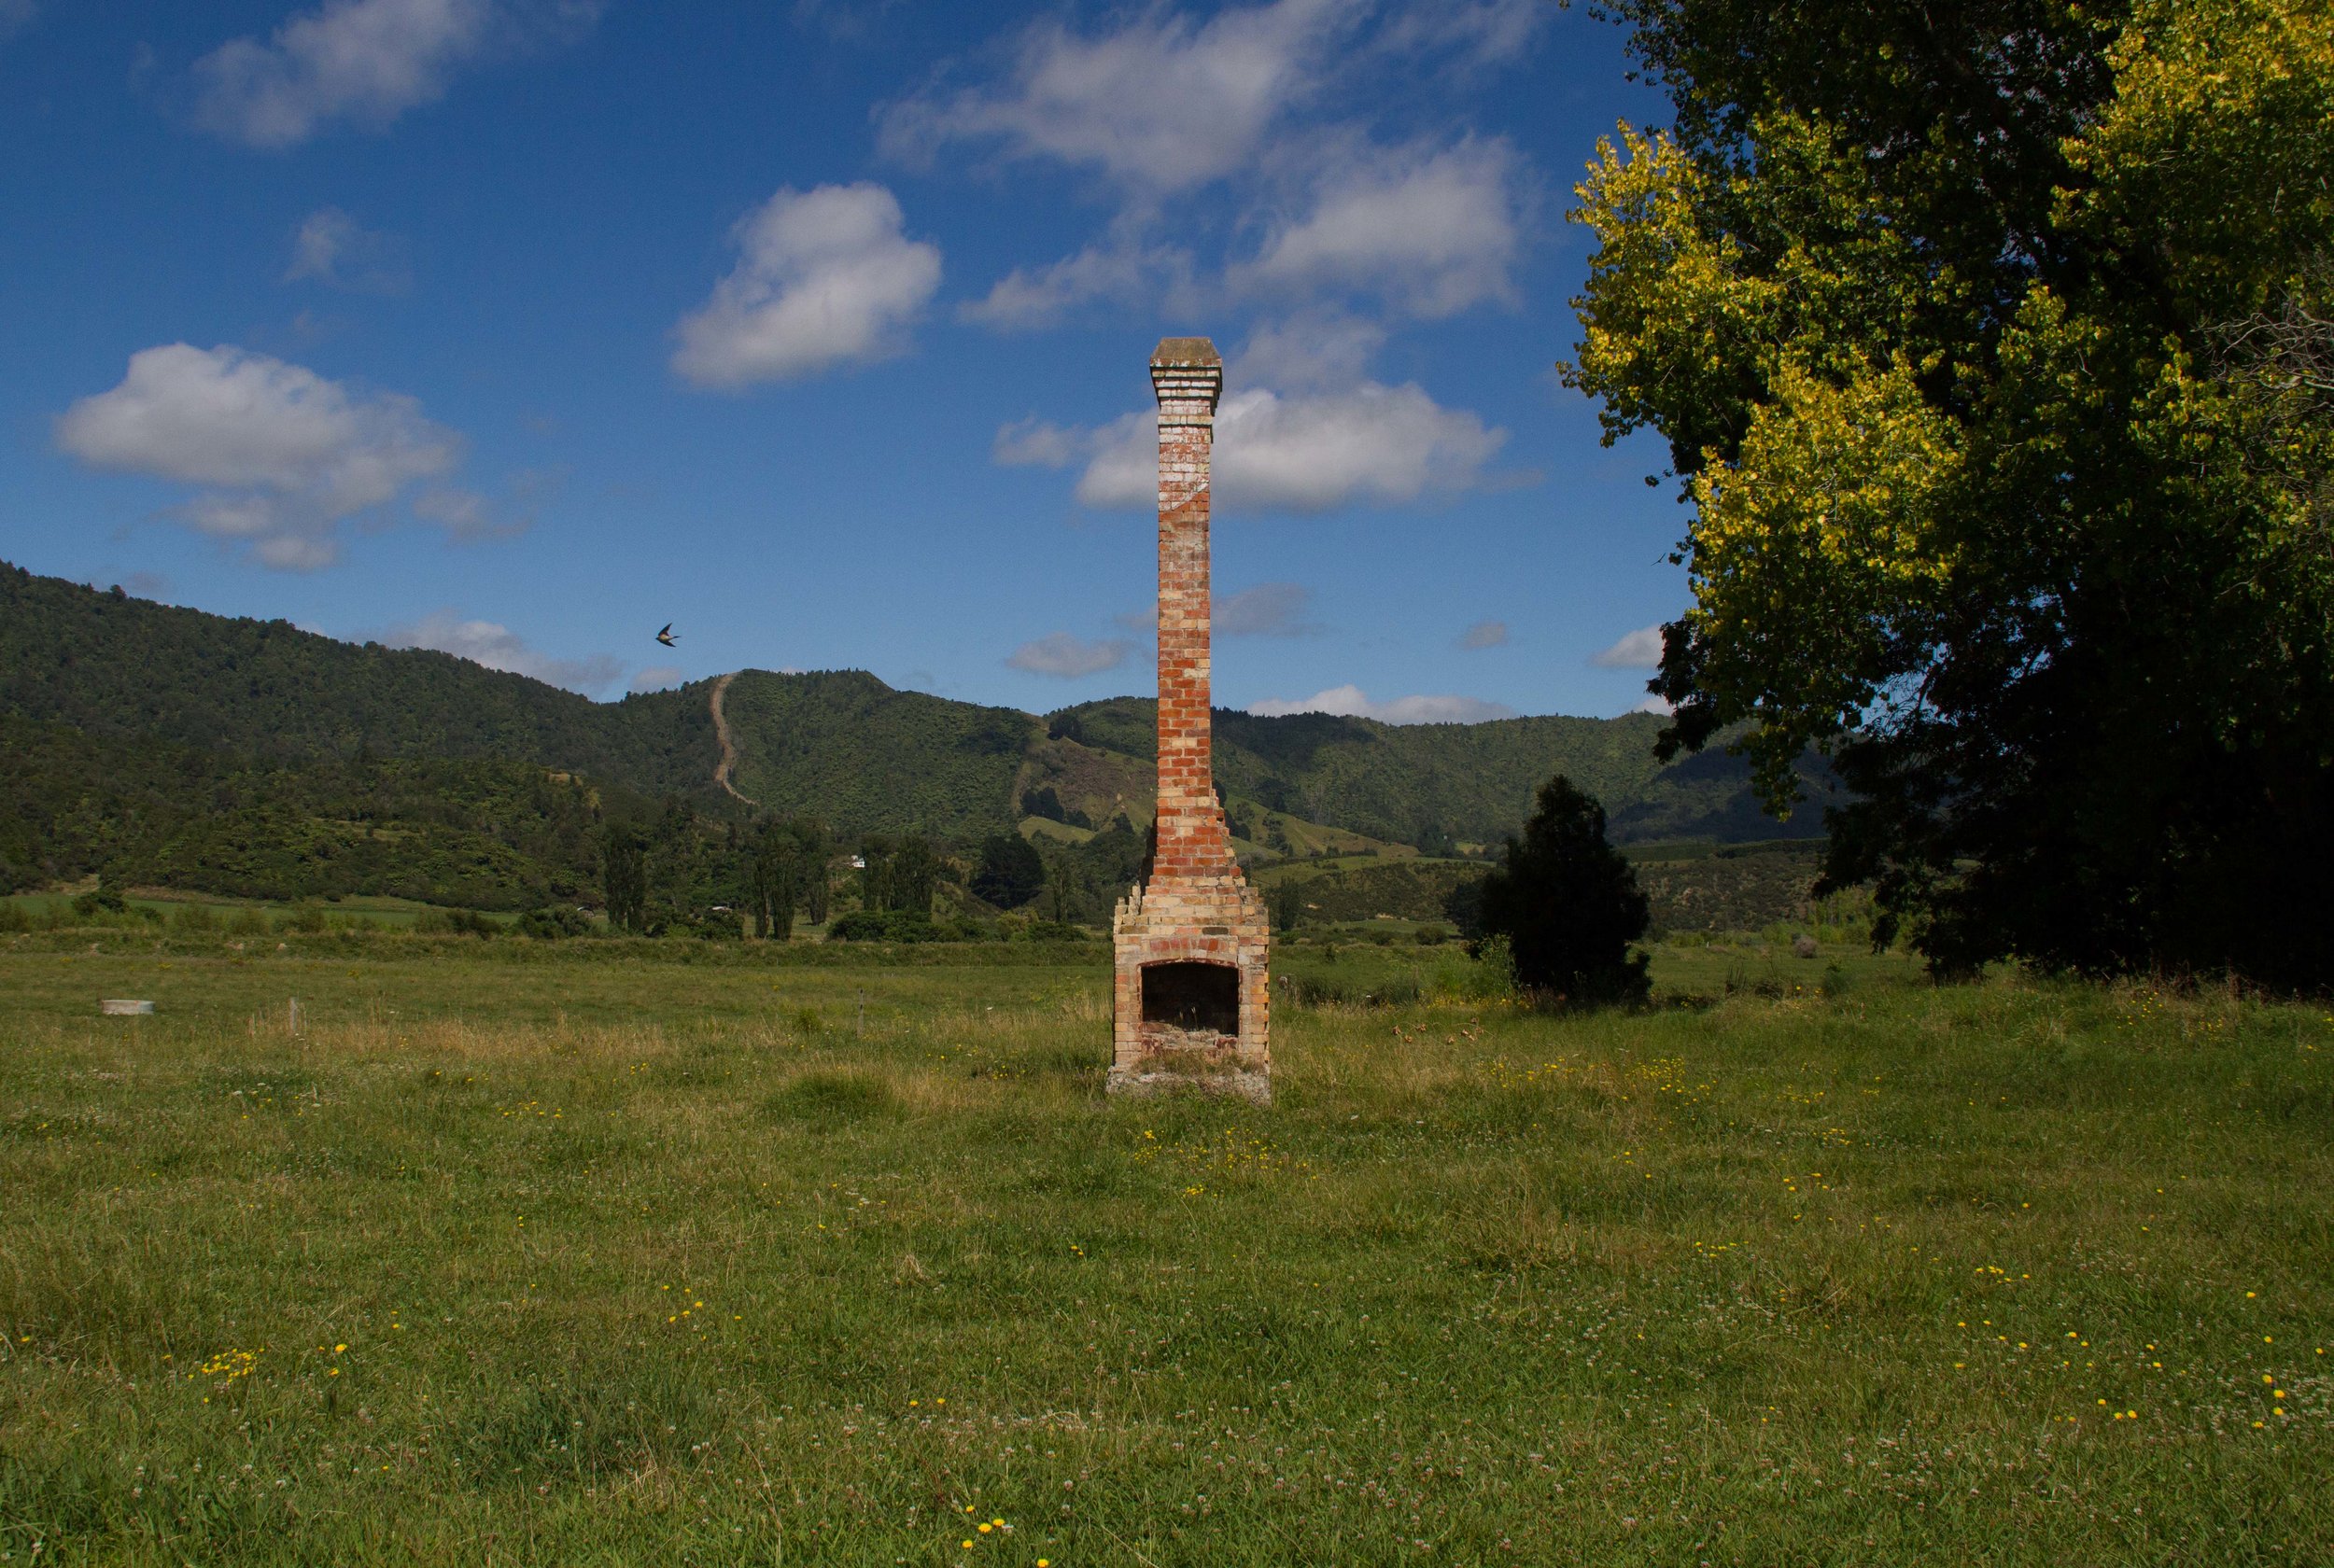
{"left": 710, "top": 672, "right": 758, "bottom": 805}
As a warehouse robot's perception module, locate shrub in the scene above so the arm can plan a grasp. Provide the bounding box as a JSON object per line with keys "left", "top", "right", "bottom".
{"left": 73, "top": 886, "right": 127, "bottom": 918}
{"left": 515, "top": 905, "right": 593, "bottom": 939}
{"left": 1020, "top": 919, "right": 1092, "bottom": 943}
{"left": 415, "top": 908, "right": 499, "bottom": 936}
{"left": 828, "top": 910, "right": 942, "bottom": 943}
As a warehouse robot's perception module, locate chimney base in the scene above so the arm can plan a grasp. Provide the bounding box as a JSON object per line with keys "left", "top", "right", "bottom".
{"left": 1109, "top": 874, "right": 1272, "bottom": 1102}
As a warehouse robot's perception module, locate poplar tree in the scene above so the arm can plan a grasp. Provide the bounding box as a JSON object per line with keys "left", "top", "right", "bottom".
{"left": 599, "top": 823, "right": 647, "bottom": 934}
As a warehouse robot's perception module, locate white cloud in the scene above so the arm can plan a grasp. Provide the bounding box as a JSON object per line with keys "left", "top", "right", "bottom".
{"left": 1458, "top": 619, "right": 1508, "bottom": 650}
{"left": 1631, "top": 693, "right": 1675, "bottom": 716}
{"left": 1014, "top": 382, "right": 1506, "bottom": 513}
{"left": 411, "top": 483, "right": 524, "bottom": 543}
{"left": 383, "top": 609, "right": 622, "bottom": 694}
{"left": 1375, "top": 0, "right": 1548, "bottom": 65}
{"left": 1249, "top": 683, "right": 1515, "bottom": 724}
{"left": 960, "top": 237, "right": 1191, "bottom": 330}
{"left": 670, "top": 183, "right": 942, "bottom": 389}
{"left": 285, "top": 206, "right": 410, "bottom": 292}
{"left": 879, "top": 0, "right": 1358, "bottom": 193}
{"left": 993, "top": 417, "right": 1080, "bottom": 469}
{"left": 191, "top": 0, "right": 599, "bottom": 148}
{"left": 1227, "top": 313, "right": 1385, "bottom": 391}
{"left": 1233, "top": 138, "right": 1524, "bottom": 317}
{"left": 1592, "top": 624, "right": 1666, "bottom": 668}
{"left": 1006, "top": 632, "right": 1134, "bottom": 678}
{"left": 55, "top": 343, "right": 478, "bottom": 570}
{"left": 629, "top": 665, "right": 686, "bottom": 693}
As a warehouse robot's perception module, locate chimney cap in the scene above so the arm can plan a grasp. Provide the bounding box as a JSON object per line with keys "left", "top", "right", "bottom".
{"left": 1150, "top": 337, "right": 1221, "bottom": 370}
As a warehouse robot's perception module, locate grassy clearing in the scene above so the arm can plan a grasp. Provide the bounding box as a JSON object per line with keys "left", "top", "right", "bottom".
{"left": 2, "top": 943, "right": 2329, "bottom": 1564}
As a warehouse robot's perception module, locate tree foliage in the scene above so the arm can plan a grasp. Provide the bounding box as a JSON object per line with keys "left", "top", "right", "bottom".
{"left": 859, "top": 834, "right": 940, "bottom": 916}
{"left": 748, "top": 818, "right": 832, "bottom": 939}
{"left": 969, "top": 833, "right": 1047, "bottom": 910}
{"left": 1479, "top": 777, "right": 1652, "bottom": 1004}
{"left": 1569, "top": 0, "right": 2334, "bottom": 984}
{"left": 600, "top": 824, "right": 648, "bottom": 934}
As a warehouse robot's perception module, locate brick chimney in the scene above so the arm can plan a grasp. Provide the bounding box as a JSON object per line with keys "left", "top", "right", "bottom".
{"left": 1110, "top": 336, "right": 1271, "bottom": 1102}
{"left": 1150, "top": 337, "right": 1230, "bottom": 878}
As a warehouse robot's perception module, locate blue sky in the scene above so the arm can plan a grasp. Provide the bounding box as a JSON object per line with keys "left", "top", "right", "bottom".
{"left": 0, "top": 0, "right": 1685, "bottom": 721}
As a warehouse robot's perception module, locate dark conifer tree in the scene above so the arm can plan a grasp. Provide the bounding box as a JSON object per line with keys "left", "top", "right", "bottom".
{"left": 1480, "top": 775, "right": 1651, "bottom": 1004}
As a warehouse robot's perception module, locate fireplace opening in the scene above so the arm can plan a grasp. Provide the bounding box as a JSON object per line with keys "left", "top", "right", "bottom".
{"left": 1141, "top": 961, "right": 1240, "bottom": 1037}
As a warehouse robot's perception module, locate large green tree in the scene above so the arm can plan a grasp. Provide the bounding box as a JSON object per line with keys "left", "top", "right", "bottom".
{"left": 1570, "top": 0, "right": 2334, "bottom": 983}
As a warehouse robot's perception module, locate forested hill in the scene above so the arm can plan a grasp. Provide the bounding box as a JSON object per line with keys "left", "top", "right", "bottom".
{"left": 0, "top": 563, "right": 715, "bottom": 795}
{"left": 3, "top": 565, "right": 1818, "bottom": 864}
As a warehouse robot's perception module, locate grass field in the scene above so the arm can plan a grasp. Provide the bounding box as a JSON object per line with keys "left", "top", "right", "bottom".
{"left": 3, "top": 937, "right": 2329, "bottom": 1564}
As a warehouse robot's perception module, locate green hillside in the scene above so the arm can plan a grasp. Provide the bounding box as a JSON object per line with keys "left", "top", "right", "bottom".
{"left": 716, "top": 670, "right": 1035, "bottom": 839}
{"left": 0, "top": 563, "right": 715, "bottom": 794}
{"left": 0, "top": 715, "right": 615, "bottom": 909}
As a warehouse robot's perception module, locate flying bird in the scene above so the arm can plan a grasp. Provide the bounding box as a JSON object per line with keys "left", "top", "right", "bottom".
{"left": 655, "top": 623, "right": 678, "bottom": 648}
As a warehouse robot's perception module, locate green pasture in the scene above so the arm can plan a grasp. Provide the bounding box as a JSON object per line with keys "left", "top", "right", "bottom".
{"left": 2, "top": 939, "right": 2328, "bottom": 1565}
